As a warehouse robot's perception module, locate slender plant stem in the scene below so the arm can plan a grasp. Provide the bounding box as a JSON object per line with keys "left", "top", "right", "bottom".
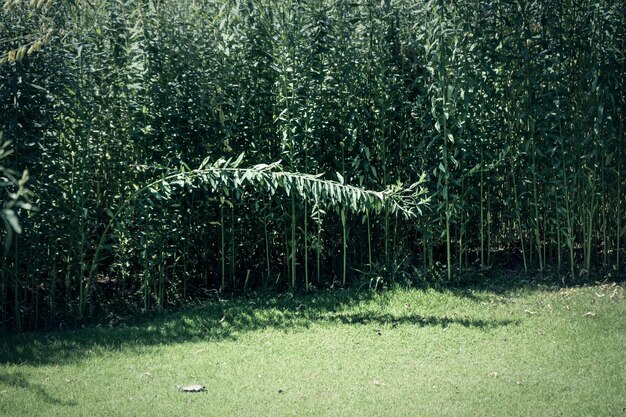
{"left": 341, "top": 209, "right": 347, "bottom": 286}
{"left": 221, "top": 205, "right": 225, "bottom": 291}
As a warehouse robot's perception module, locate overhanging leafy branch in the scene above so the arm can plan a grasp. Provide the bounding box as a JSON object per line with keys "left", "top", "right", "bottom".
{"left": 83, "top": 153, "right": 429, "bottom": 314}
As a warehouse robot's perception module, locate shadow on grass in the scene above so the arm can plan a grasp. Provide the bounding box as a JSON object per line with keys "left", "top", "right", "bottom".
{"left": 423, "top": 266, "right": 618, "bottom": 302}
{"left": 0, "top": 371, "right": 77, "bottom": 407}
{"left": 331, "top": 311, "right": 516, "bottom": 329}
{"left": 0, "top": 287, "right": 518, "bottom": 367}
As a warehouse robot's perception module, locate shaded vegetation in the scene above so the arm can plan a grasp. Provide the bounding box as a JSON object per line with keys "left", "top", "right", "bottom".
{"left": 0, "top": 0, "right": 624, "bottom": 329}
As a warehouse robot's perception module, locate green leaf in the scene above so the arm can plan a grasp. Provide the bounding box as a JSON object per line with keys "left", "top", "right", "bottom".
{"left": 2, "top": 209, "right": 21, "bottom": 234}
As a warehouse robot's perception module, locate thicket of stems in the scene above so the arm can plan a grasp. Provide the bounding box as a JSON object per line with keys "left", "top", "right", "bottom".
{"left": 0, "top": 0, "right": 624, "bottom": 330}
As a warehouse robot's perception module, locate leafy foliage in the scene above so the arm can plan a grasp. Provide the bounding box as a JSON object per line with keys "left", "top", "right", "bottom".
{"left": 0, "top": 0, "right": 624, "bottom": 329}
{"left": 0, "top": 138, "right": 32, "bottom": 253}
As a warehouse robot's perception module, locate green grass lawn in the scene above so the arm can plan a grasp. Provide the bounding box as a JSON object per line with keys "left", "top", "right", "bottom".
{"left": 1, "top": 280, "right": 625, "bottom": 417}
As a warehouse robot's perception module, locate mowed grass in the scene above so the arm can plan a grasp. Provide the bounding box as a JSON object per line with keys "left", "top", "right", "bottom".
{"left": 1, "top": 280, "right": 625, "bottom": 417}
